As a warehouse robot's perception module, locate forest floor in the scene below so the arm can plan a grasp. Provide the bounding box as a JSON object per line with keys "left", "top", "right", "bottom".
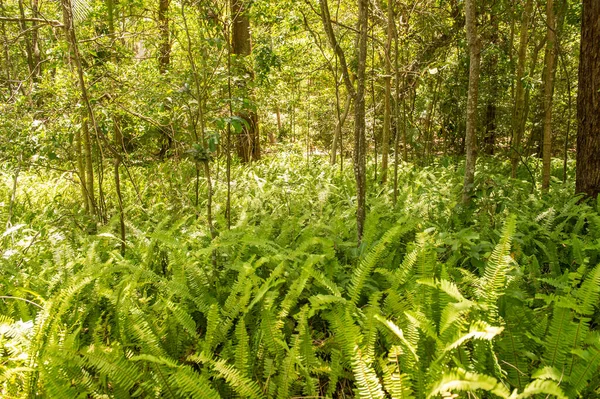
{"left": 1, "top": 150, "right": 599, "bottom": 398}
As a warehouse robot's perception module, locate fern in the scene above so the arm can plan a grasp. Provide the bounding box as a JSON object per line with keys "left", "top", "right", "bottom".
{"left": 349, "top": 220, "right": 414, "bottom": 304}
{"left": 428, "top": 368, "right": 511, "bottom": 398}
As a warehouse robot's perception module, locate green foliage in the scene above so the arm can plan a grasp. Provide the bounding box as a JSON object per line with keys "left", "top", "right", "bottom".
{"left": 1, "top": 155, "right": 600, "bottom": 398}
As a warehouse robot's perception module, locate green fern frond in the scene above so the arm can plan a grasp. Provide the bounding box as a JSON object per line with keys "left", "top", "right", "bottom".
{"left": 189, "top": 353, "right": 264, "bottom": 399}
{"left": 543, "top": 306, "right": 576, "bottom": 370}
{"left": 349, "top": 221, "right": 413, "bottom": 304}
{"left": 477, "top": 215, "right": 517, "bottom": 320}
{"left": 234, "top": 319, "right": 250, "bottom": 377}
{"left": 376, "top": 316, "right": 419, "bottom": 363}
{"left": 575, "top": 263, "right": 600, "bottom": 316}
{"left": 511, "top": 378, "right": 567, "bottom": 399}
{"left": 428, "top": 368, "right": 511, "bottom": 398}
{"left": 352, "top": 346, "right": 385, "bottom": 399}
{"left": 381, "top": 346, "right": 415, "bottom": 399}
{"left": 277, "top": 334, "right": 300, "bottom": 399}
{"left": 567, "top": 345, "right": 600, "bottom": 397}
{"left": 442, "top": 320, "right": 504, "bottom": 354}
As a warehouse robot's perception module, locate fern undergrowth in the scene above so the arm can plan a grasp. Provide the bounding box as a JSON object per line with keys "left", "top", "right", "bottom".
{"left": 1, "top": 153, "right": 599, "bottom": 398}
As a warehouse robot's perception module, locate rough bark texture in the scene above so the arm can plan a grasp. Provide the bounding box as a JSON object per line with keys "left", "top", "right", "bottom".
{"left": 575, "top": 0, "right": 600, "bottom": 198}
{"left": 355, "top": 0, "right": 368, "bottom": 241}
{"left": 542, "top": 0, "right": 558, "bottom": 191}
{"left": 511, "top": 0, "right": 533, "bottom": 176}
{"left": 462, "top": 0, "right": 481, "bottom": 204}
{"left": 231, "top": 0, "right": 260, "bottom": 162}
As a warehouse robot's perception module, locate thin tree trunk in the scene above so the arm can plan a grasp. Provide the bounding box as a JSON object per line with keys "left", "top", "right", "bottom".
{"left": 483, "top": 14, "right": 499, "bottom": 156}
{"left": 31, "top": 0, "right": 41, "bottom": 79}
{"left": 523, "top": 37, "right": 546, "bottom": 153}
{"left": 575, "top": 0, "right": 600, "bottom": 198}
{"left": 392, "top": 8, "right": 401, "bottom": 204}
{"left": 0, "top": 0, "right": 13, "bottom": 95}
{"left": 355, "top": 0, "right": 368, "bottom": 241}
{"left": 380, "top": 0, "right": 393, "bottom": 183}
{"left": 511, "top": 0, "right": 533, "bottom": 176}
{"left": 108, "top": 0, "right": 125, "bottom": 254}
{"left": 114, "top": 118, "right": 125, "bottom": 255}
{"left": 226, "top": 19, "right": 232, "bottom": 229}
{"left": 17, "top": 0, "right": 34, "bottom": 78}
{"left": 231, "top": 0, "right": 259, "bottom": 162}
{"left": 158, "top": 0, "right": 170, "bottom": 73}
{"left": 462, "top": 0, "right": 481, "bottom": 204}
{"left": 331, "top": 93, "right": 351, "bottom": 164}
{"left": 61, "top": 0, "right": 97, "bottom": 217}
{"left": 542, "top": 0, "right": 557, "bottom": 191}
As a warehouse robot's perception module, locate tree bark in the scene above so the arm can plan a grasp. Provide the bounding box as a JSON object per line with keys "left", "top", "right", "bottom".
{"left": 462, "top": 0, "right": 481, "bottom": 204}
{"left": 331, "top": 93, "right": 351, "bottom": 164}
{"left": 61, "top": 0, "right": 97, "bottom": 216}
{"left": 511, "top": 0, "right": 533, "bottom": 176}
{"left": 542, "top": 0, "right": 557, "bottom": 191}
{"left": 575, "top": 0, "right": 600, "bottom": 198}
{"left": 158, "top": 0, "right": 170, "bottom": 73}
{"left": 17, "top": 0, "right": 35, "bottom": 79}
{"left": 355, "top": 0, "right": 368, "bottom": 241}
{"left": 31, "top": 0, "right": 41, "bottom": 79}
{"left": 231, "top": 0, "right": 260, "bottom": 162}
{"left": 380, "top": 0, "right": 393, "bottom": 183}
{"left": 483, "top": 13, "right": 499, "bottom": 156}
{"left": 0, "top": 0, "right": 13, "bottom": 95}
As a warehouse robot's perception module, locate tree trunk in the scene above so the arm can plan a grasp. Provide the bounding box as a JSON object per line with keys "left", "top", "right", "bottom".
{"left": 511, "top": 0, "right": 533, "bottom": 176}
{"left": 483, "top": 13, "right": 499, "bottom": 156}
{"left": 158, "top": 0, "right": 170, "bottom": 73}
{"left": 462, "top": 0, "right": 481, "bottom": 204}
{"left": 17, "top": 0, "right": 35, "bottom": 79}
{"left": 523, "top": 37, "right": 546, "bottom": 155}
{"left": 355, "top": 0, "right": 368, "bottom": 241}
{"left": 542, "top": 0, "right": 557, "bottom": 191}
{"left": 380, "top": 0, "right": 393, "bottom": 183}
{"left": 231, "top": 0, "right": 260, "bottom": 162}
{"left": 61, "top": 0, "right": 97, "bottom": 216}
{"left": 31, "top": 0, "right": 41, "bottom": 79}
{"left": 575, "top": 0, "right": 600, "bottom": 198}
{"left": 331, "top": 93, "right": 351, "bottom": 164}
{"left": 0, "top": 0, "right": 13, "bottom": 95}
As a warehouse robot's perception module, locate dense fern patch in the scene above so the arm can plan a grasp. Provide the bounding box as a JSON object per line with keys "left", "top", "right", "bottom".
{"left": 1, "top": 154, "right": 599, "bottom": 398}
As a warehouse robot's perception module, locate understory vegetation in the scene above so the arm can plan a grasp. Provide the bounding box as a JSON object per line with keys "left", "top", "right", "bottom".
{"left": 1, "top": 153, "right": 599, "bottom": 398}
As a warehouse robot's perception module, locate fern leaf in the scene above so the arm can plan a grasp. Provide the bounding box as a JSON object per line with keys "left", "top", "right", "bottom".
{"left": 512, "top": 378, "right": 567, "bottom": 399}
{"left": 428, "top": 368, "right": 511, "bottom": 398}
{"left": 352, "top": 346, "right": 385, "bottom": 399}
{"left": 349, "top": 221, "right": 413, "bottom": 304}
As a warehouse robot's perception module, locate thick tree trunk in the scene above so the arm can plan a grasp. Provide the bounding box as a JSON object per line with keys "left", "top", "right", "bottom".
{"left": 231, "top": 0, "right": 260, "bottom": 162}
{"left": 511, "top": 0, "right": 533, "bottom": 176}
{"left": 355, "top": 0, "right": 368, "bottom": 241}
{"left": 575, "top": 0, "right": 600, "bottom": 198}
{"left": 462, "top": 0, "right": 481, "bottom": 204}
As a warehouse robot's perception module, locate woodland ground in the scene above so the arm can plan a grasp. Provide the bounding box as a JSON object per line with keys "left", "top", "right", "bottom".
{"left": 0, "top": 150, "right": 599, "bottom": 398}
